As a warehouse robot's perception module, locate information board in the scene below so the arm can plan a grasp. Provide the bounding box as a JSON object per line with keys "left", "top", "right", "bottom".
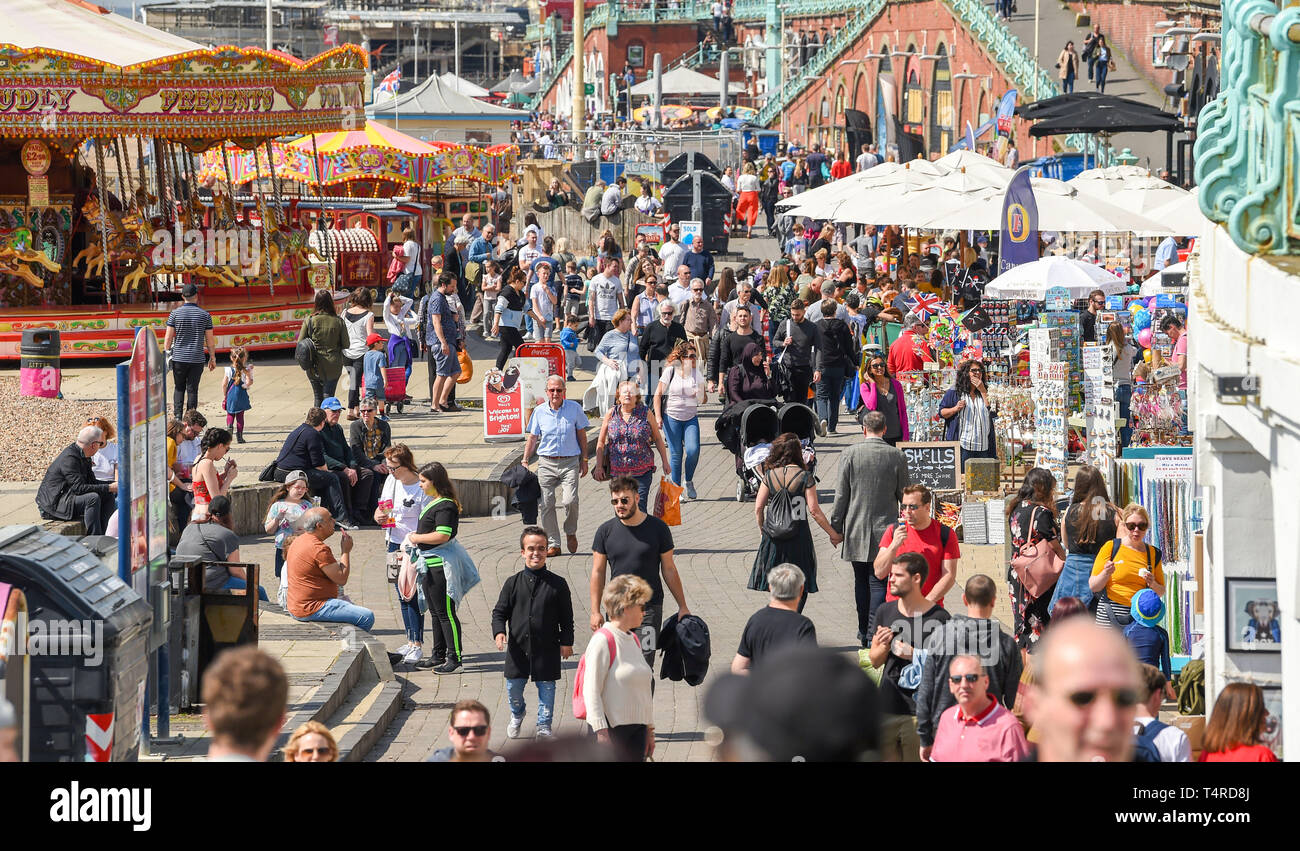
{"left": 898, "top": 441, "right": 962, "bottom": 492}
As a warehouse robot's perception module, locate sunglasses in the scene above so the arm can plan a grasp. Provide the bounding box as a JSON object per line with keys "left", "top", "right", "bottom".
{"left": 610, "top": 496, "right": 634, "bottom": 506}
{"left": 949, "top": 674, "right": 982, "bottom": 684}
{"left": 297, "top": 746, "right": 334, "bottom": 756}
{"left": 1126, "top": 521, "right": 1149, "bottom": 531}
{"left": 870, "top": 363, "right": 886, "bottom": 371}
{"left": 360, "top": 408, "right": 375, "bottom": 413}
{"left": 901, "top": 503, "right": 922, "bottom": 511}
{"left": 452, "top": 725, "right": 488, "bottom": 737}
{"left": 1068, "top": 688, "right": 1139, "bottom": 709}
{"left": 546, "top": 388, "right": 565, "bottom": 393}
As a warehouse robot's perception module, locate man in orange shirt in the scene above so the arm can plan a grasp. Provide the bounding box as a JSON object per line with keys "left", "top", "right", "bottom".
{"left": 286, "top": 507, "right": 375, "bottom": 631}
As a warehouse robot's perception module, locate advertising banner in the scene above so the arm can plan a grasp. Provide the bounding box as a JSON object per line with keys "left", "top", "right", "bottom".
{"left": 998, "top": 167, "right": 1039, "bottom": 276}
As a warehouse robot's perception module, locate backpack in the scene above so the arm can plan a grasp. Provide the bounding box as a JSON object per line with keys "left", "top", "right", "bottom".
{"left": 572, "top": 627, "right": 640, "bottom": 721}
{"left": 1133, "top": 719, "right": 1169, "bottom": 763}
{"left": 294, "top": 316, "right": 317, "bottom": 374}
{"left": 761, "top": 469, "right": 805, "bottom": 541}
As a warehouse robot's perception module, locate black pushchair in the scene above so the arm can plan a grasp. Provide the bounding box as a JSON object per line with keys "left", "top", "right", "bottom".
{"left": 714, "top": 398, "right": 780, "bottom": 501}
{"left": 777, "top": 402, "right": 819, "bottom": 478}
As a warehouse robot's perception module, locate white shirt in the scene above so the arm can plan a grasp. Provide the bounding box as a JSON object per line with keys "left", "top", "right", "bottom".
{"left": 635, "top": 195, "right": 662, "bottom": 214}
{"left": 737, "top": 173, "right": 761, "bottom": 192}
{"left": 659, "top": 240, "right": 687, "bottom": 277}
{"left": 380, "top": 475, "right": 426, "bottom": 544}
{"left": 91, "top": 442, "right": 119, "bottom": 483}
{"left": 721, "top": 173, "right": 736, "bottom": 193}
{"left": 666, "top": 282, "right": 692, "bottom": 306}
{"left": 721, "top": 298, "right": 763, "bottom": 329}
{"left": 530, "top": 282, "right": 556, "bottom": 320}
{"left": 176, "top": 436, "right": 201, "bottom": 479}
{"left": 402, "top": 239, "right": 422, "bottom": 275}
{"left": 582, "top": 624, "right": 654, "bottom": 731}
{"left": 1133, "top": 714, "right": 1192, "bottom": 762}
{"left": 518, "top": 244, "right": 542, "bottom": 268}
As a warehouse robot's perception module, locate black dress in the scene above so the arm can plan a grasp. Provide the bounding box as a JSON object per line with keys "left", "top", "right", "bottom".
{"left": 748, "top": 466, "right": 819, "bottom": 594}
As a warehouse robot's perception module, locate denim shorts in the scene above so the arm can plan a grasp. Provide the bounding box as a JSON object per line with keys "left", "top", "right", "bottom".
{"left": 429, "top": 340, "right": 461, "bottom": 378}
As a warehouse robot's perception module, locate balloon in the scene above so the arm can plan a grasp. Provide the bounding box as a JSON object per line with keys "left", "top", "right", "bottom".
{"left": 1143, "top": 348, "right": 1152, "bottom": 363}
{"left": 1137, "top": 327, "right": 1154, "bottom": 348}
{"left": 1147, "top": 296, "right": 1159, "bottom": 310}
{"left": 1133, "top": 309, "right": 1151, "bottom": 331}
{"left": 1129, "top": 302, "right": 1144, "bottom": 314}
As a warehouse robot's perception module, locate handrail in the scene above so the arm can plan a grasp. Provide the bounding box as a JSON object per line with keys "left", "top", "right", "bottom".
{"left": 1194, "top": 0, "right": 1300, "bottom": 254}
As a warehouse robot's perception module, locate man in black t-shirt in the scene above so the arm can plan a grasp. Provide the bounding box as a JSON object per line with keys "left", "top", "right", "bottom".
{"left": 732, "top": 564, "right": 817, "bottom": 673}
{"left": 867, "top": 551, "right": 952, "bottom": 762}
{"left": 590, "top": 476, "right": 691, "bottom": 667}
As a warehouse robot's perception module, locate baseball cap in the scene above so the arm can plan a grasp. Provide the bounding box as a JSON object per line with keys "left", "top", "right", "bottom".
{"left": 181, "top": 283, "right": 199, "bottom": 298}
{"left": 284, "top": 470, "right": 309, "bottom": 486}
{"left": 704, "top": 646, "right": 879, "bottom": 761}
{"left": 366, "top": 332, "right": 384, "bottom": 347}
{"left": 1130, "top": 589, "right": 1165, "bottom": 627}
{"left": 320, "top": 397, "right": 343, "bottom": 411}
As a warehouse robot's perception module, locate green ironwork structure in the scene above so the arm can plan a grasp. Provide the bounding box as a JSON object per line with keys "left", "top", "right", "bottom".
{"left": 1195, "top": 0, "right": 1300, "bottom": 255}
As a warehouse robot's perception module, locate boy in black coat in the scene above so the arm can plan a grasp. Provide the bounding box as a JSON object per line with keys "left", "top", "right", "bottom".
{"left": 492, "top": 525, "right": 576, "bottom": 738}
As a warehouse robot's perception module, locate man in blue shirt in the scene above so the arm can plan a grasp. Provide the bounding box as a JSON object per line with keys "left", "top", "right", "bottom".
{"left": 425, "top": 273, "right": 462, "bottom": 413}
{"left": 468, "top": 223, "right": 498, "bottom": 266}
{"left": 1153, "top": 235, "right": 1181, "bottom": 271}
{"left": 522, "top": 375, "right": 590, "bottom": 556}
{"left": 682, "top": 236, "right": 714, "bottom": 288}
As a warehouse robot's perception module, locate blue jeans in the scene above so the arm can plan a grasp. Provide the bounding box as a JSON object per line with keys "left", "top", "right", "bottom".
{"left": 815, "top": 367, "right": 846, "bottom": 431}
{"left": 296, "top": 597, "right": 375, "bottom": 631}
{"left": 221, "top": 576, "right": 269, "bottom": 601}
{"left": 662, "top": 414, "right": 701, "bottom": 486}
{"left": 1063, "top": 72, "right": 1075, "bottom": 94}
{"left": 1050, "top": 552, "right": 1097, "bottom": 613}
{"left": 1094, "top": 62, "right": 1109, "bottom": 92}
{"left": 506, "top": 677, "right": 557, "bottom": 727}
{"left": 389, "top": 540, "right": 424, "bottom": 643}
{"left": 1116, "top": 383, "right": 1133, "bottom": 448}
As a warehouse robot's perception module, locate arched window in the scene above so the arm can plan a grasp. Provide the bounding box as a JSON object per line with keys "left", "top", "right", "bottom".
{"left": 834, "top": 83, "right": 846, "bottom": 152}
{"left": 929, "top": 44, "right": 953, "bottom": 155}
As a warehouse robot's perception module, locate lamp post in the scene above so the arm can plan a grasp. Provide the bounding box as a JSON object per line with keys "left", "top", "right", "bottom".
{"left": 573, "top": 0, "right": 586, "bottom": 147}
{"left": 265, "top": 0, "right": 272, "bottom": 51}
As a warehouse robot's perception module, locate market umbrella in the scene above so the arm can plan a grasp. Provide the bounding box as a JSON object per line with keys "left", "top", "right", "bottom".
{"left": 933, "top": 150, "right": 1014, "bottom": 184}
{"left": 984, "top": 256, "right": 1129, "bottom": 299}
{"left": 1138, "top": 188, "right": 1205, "bottom": 238}
{"left": 1015, "top": 92, "right": 1171, "bottom": 120}
{"left": 1027, "top": 103, "right": 1181, "bottom": 136}
{"left": 1139, "top": 261, "right": 1187, "bottom": 296}
{"left": 778, "top": 160, "right": 941, "bottom": 219}
{"left": 706, "top": 105, "right": 758, "bottom": 121}
{"left": 836, "top": 181, "right": 999, "bottom": 227}
{"left": 912, "top": 177, "right": 1173, "bottom": 234}
{"left": 1068, "top": 167, "right": 1194, "bottom": 235}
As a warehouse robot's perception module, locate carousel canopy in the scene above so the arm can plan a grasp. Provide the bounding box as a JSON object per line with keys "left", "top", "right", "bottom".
{"left": 1, "top": 0, "right": 366, "bottom": 139}
{"left": 439, "top": 72, "right": 491, "bottom": 98}
{"left": 629, "top": 66, "right": 745, "bottom": 96}
{"left": 369, "top": 74, "right": 527, "bottom": 120}
{"left": 491, "top": 70, "right": 541, "bottom": 95}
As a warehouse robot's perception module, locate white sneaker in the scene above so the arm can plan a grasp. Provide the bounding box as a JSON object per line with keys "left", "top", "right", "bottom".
{"left": 536, "top": 725, "right": 553, "bottom": 738}
{"left": 394, "top": 642, "right": 412, "bottom": 657}
{"left": 507, "top": 716, "right": 523, "bottom": 739}
{"left": 402, "top": 646, "right": 423, "bottom": 664}
{"left": 818, "top": 418, "right": 828, "bottom": 437}
{"left": 686, "top": 481, "right": 697, "bottom": 500}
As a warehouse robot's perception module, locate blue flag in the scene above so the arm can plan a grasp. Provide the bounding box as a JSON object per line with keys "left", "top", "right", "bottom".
{"left": 964, "top": 121, "right": 976, "bottom": 152}
{"left": 995, "top": 90, "right": 1018, "bottom": 135}
{"left": 998, "top": 166, "right": 1039, "bottom": 275}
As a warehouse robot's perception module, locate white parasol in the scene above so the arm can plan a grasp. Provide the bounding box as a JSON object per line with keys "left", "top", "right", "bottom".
{"left": 984, "top": 256, "right": 1129, "bottom": 299}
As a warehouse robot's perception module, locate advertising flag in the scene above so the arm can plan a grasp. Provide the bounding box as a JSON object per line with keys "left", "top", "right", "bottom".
{"left": 998, "top": 167, "right": 1039, "bottom": 275}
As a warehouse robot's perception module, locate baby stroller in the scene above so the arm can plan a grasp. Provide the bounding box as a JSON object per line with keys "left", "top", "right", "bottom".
{"left": 777, "top": 402, "right": 819, "bottom": 478}
{"left": 714, "top": 399, "right": 780, "bottom": 502}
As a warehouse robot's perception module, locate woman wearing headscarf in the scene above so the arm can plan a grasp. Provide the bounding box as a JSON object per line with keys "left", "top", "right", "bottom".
{"left": 726, "top": 342, "right": 776, "bottom": 403}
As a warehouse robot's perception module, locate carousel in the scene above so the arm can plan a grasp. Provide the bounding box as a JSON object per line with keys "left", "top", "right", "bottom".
{"left": 0, "top": 0, "right": 367, "bottom": 360}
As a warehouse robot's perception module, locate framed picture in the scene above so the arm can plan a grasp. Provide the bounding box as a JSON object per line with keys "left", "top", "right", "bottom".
{"left": 627, "top": 44, "right": 644, "bottom": 67}
{"left": 1261, "top": 685, "right": 1283, "bottom": 758}
{"left": 1225, "top": 578, "right": 1282, "bottom": 651}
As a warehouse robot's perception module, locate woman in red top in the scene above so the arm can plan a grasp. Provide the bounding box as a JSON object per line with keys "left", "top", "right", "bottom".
{"left": 1199, "top": 682, "right": 1278, "bottom": 762}
{"left": 829, "top": 150, "right": 852, "bottom": 180}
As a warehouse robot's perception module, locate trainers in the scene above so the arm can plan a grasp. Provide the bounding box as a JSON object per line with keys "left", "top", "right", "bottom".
{"left": 402, "top": 646, "right": 423, "bottom": 665}
{"left": 414, "top": 655, "right": 445, "bottom": 670}
{"left": 536, "top": 725, "right": 553, "bottom": 739}
{"left": 686, "top": 481, "right": 697, "bottom": 500}
{"left": 394, "top": 642, "right": 412, "bottom": 657}
{"left": 817, "top": 418, "right": 828, "bottom": 437}
{"left": 432, "top": 658, "right": 462, "bottom": 675}
{"left": 506, "top": 716, "right": 523, "bottom": 739}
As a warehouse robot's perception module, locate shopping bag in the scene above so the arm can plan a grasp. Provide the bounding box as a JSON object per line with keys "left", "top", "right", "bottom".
{"left": 652, "top": 476, "right": 683, "bottom": 526}
{"left": 456, "top": 348, "right": 474, "bottom": 384}
{"left": 383, "top": 366, "right": 407, "bottom": 400}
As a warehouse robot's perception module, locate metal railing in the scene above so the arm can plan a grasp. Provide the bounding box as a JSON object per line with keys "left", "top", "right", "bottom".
{"left": 1194, "top": 1, "right": 1300, "bottom": 255}
{"left": 517, "top": 127, "right": 743, "bottom": 176}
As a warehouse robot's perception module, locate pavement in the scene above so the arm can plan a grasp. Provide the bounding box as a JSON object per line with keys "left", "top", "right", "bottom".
{"left": 998, "top": 0, "right": 1175, "bottom": 168}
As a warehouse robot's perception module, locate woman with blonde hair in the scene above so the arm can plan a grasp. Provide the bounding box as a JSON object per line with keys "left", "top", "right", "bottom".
{"left": 582, "top": 573, "right": 655, "bottom": 761}
{"left": 1089, "top": 503, "right": 1165, "bottom": 627}
{"left": 283, "top": 721, "right": 338, "bottom": 762}
{"left": 595, "top": 380, "right": 671, "bottom": 511}
{"left": 735, "top": 161, "right": 762, "bottom": 238}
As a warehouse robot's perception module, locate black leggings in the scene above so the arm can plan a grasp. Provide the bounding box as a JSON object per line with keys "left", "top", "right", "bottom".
{"left": 496, "top": 326, "right": 525, "bottom": 370}
{"left": 171, "top": 360, "right": 204, "bottom": 419}
{"left": 422, "top": 560, "right": 463, "bottom": 663}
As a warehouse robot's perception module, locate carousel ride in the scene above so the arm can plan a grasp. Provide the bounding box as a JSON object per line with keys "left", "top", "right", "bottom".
{"left": 0, "top": 0, "right": 367, "bottom": 360}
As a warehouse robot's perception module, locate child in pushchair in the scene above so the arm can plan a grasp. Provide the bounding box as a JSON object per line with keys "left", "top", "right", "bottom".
{"left": 733, "top": 402, "right": 819, "bottom": 501}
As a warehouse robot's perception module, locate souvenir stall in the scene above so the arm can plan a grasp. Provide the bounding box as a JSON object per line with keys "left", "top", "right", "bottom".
{"left": 0, "top": 1, "right": 367, "bottom": 360}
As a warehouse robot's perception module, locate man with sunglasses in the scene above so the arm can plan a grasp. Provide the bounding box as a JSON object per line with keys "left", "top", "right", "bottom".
{"left": 928, "top": 655, "right": 1030, "bottom": 762}
{"left": 867, "top": 552, "right": 951, "bottom": 762}
{"left": 1080, "top": 288, "right": 1106, "bottom": 343}
{"left": 915, "top": 574, "right": 1022, "bottom": 761}
{"left": 873, "top": 483, "right": 959, "bottom": 608}
{"left": 680, "top": 277, "right": 717, "bottom": 365}
{"left": 427, "top": 699, "right": 499, "bottom": 762}
{"left": 1025, "top": 617, "right": 1144, "bottom": 762}
{"left": 524, "top": 375, "right": 590, "bottom": 557}
{"left": 37, "top": 425, "right": 117, "bottom": 536}
{"left": 590, "top": 477, "right": 691, "bottom": 669}
{"left": 639, "top": 300, "right": 687, "bottom": 382}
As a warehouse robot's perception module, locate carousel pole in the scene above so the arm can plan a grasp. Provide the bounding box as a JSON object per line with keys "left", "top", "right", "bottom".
{"left": 264, "top": 138, "right": 283, "bottom": 300}
{"left": 94, "top": 140, "right": 115, "bottom": 304}
{"left": 309, "top": 130, "right": 335, "bottom": 291}
{"left": 251, "top": 143, "right": 275, "bottom": 298}
{"left": 226, "top": 144, "right": 252, "bottom": 300}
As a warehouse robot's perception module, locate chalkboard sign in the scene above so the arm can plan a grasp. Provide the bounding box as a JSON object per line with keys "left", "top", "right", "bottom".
{"left": 898, "top": 441, "right": 962, "bottom": 492}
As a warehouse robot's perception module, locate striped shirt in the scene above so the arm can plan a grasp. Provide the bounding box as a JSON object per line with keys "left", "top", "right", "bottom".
{"left": 958, "top": 392, "right": 990, "bottom": 452}
{"left": 166, "top": 302, "right": 213, "bottom": 363}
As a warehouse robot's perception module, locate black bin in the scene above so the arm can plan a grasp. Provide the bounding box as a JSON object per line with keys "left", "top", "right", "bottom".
{"left": 19, "top": 329, "right": 61, "bottom": 399}
{"left": 0, "top": 525, "right": 151, "bottom": 762}
{"left": 663, "top": 171, "right": 732, "bottom": 254}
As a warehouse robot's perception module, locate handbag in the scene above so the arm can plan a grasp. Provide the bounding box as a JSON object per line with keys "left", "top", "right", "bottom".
{"left": 1009, "top": 505, "right": 1065, "bottom": 599}
{"left": 465, "top": 260, "right": 483, "bottom": 287}
{"left": 652, "top": 477, "right": 683, "bottom": 526}
{"left": 456, "top": 348, "right": 474, "bottom": 384}
{"left": 258, "top": 460, "right": 277, "bottom": 482}
{"left": 294, "top": 317, "right": 317, "bottom": 374}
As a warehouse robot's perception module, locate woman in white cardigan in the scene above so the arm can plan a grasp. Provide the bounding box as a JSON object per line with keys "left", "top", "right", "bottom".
{"left": 582, "top": 574, "right": 655, "bottom": 761}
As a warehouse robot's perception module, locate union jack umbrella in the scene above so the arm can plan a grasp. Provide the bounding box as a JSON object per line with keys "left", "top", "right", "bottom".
{"left": 907, "top": 292, "right": 943, "bottom": 321}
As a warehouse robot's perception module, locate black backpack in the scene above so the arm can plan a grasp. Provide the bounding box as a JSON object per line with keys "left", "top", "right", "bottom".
{"left": 1133, "top": 719, "right": 1169, "bottom": 763}
{"left": 761, "top": 469, "right": 805, "bottom": 541}
{"left": 294, "top": 316, "right": 317, "bottom": 374}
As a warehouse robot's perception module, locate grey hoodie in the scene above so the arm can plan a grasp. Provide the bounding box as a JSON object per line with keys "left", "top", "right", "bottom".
{"left": 914, "top": 614, "right": 1023, "bottom": 747}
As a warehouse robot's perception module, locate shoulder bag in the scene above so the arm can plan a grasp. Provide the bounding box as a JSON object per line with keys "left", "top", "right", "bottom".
{"left": 1009, "top": 505, "right": 1064, "bottom": 599}
{"left": 294, "top": 316, "right": 317, "bottom": 374}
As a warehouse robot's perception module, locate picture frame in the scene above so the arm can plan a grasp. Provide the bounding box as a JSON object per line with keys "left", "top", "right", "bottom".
{"left": 1225, "top": 577, "right": 1282, "bottom": 651}
{"left": 627, "top": 44, "right": 645, "bottom": 67}
{"left": 1261, "top": 685, "right": 1283, "bottom": 759}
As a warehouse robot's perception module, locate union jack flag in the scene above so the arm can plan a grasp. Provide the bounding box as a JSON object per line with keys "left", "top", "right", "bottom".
{"left": 907, "top": 292, "right": 943, "bottom": 321}
{"left": 376, "top": 68, "right": 402, "bottom": 96}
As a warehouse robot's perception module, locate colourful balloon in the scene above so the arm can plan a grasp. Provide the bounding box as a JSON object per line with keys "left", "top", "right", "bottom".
{"left": 1143, "top": 348, "right": 1152, "bottom": 363}
{"left": 1133, "top": 309, "right": 1151, "bottom": 331}
{"left": 1147, "top": 297, "right": 1159, "bottom": 310}
{"left": 1137, "top": 327, "right": 1154, "bottom": 348}
{"left": 1129, "top": 302, "right": 1144, "bottom": 314}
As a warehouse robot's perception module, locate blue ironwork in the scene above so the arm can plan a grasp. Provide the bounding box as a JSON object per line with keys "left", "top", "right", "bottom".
{"left": 1195, "top": 0, "right": 1300, "bottom": 254}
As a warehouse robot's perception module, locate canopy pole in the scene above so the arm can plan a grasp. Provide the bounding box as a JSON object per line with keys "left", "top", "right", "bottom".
{"left": 94, "top": 139, "right": 114, "bottom": 305}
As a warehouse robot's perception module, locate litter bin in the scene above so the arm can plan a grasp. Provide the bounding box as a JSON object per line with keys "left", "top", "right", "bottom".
{"left": 19, "top": 329, "right": 61, "bottom": 399}
{"left": 0, "top": 525, "right": 151, "bottom": 762}
{"left": 662, "top": 170, "right": 732, "bottom": 254}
